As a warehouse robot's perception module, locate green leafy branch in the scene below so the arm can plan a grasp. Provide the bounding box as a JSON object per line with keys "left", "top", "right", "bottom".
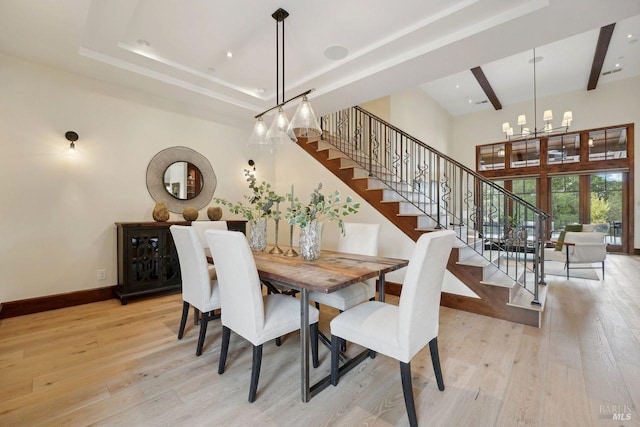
{"left": 284, "top": 183, "right": 360, "bottom": 234}
{"left": 214, "top": 169, "right": 284, "bottom": 221}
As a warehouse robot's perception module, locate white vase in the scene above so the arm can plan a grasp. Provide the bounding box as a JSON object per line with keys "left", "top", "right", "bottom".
{"left": 248, "top": 218, "right": 267, "bottom": 251}
{"left": 299, "top": 220, "right": 322, "bottom": 261}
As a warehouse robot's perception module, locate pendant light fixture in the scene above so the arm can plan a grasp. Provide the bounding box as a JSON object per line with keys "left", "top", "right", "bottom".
{"left": 248, "top": 8, "right": 322, "bottom": 148}
{"left": 501, "top": 48, "right": 573, "bottom": 140}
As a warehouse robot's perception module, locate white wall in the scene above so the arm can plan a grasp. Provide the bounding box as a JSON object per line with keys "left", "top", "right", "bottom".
{"left": 390, "top": 88, "right": 453, "bottom": 154}
{"left": 0, "top": 53, "right": 274, "bottom": 302}
{"left": 450, "top": 76, "right": 640, "bottom": 248}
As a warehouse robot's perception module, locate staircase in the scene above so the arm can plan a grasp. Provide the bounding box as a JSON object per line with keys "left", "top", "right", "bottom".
{"left": 296, "top": 106, "right": 549, "bottom": 327}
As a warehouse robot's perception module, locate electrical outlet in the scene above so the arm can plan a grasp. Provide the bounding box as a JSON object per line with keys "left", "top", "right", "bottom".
{"left": 97, "top": 269, "right": 106, "bottom": 280}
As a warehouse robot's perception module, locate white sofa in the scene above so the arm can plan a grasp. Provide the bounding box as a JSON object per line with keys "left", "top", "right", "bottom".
{"left": 545, "top": 231, "right": 607, "bottom": 279}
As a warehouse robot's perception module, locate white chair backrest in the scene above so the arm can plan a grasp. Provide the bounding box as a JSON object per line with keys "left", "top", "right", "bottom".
{"left": 205, "top": 229, "right": 264, "bottom": 341}
{"left": 170, "top": 225, "right": 215, "bottom": 308}
{"left": 338, "top": 222, "right": 380, "bottom": 256}
{"left": 191, "top": 221, "right": 228, "bottom": 248}
{"left": 398, "top": 230, "right": 455, "bottom": 360}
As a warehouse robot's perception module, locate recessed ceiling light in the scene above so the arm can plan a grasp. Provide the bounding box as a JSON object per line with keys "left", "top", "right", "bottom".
{"left": 455, "top": 84, "right": 460, "bottom": 89}
{"left": 615, "top": 63, "right": 620, "bottom": 68}
{"left": 137, "top": 39, "right": 150, "bottom": 47}
{"left": 628, "top": 34, "right": 633, "bottom": 39}
{"left": 467, "top": 99, "right": 472, "bottom": 103}
{"left": 226, "top": 51, "right": 233, "bottom": 59}
{"left": 324, "top": 45, "right": 348, "bottom": 60}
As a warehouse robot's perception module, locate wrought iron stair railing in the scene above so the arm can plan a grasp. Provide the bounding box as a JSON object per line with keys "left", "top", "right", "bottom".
{"left": 321, "top": 106, "right": 549, "bottom": 305}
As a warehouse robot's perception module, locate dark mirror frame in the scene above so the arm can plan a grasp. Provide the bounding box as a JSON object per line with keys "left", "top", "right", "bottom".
{"left": 146, "top": 146, "right": 216, "bottom": 213}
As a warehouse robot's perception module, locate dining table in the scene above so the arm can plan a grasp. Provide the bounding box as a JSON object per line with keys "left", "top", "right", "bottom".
{"left": 251, "top": 249, "right": 409, "bottom": 402}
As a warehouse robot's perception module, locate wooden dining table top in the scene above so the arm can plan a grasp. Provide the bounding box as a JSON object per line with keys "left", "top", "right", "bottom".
{"left": 251, "top": 250, "right": 409, "bottom": 294}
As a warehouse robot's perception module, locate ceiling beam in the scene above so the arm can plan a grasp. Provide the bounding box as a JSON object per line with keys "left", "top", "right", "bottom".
{"left": 471, "top": 66, "right": 502, "bottom": 110}
{"left": 587, "top": 23, "right": 616, "bottom": 91}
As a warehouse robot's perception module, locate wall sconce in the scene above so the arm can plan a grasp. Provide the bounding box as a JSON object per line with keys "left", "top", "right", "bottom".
{"left": 65, "top": 131, "right": 78, "bottom": 151}
{"left": 248, "top": 159, "right": 256, "bottom": 171}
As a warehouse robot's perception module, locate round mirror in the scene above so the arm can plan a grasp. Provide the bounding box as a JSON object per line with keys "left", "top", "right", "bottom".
{"left": 146, "top": 147, "right": 216, "bottom": 213}
{"left": 163, "top": 161, "right": 204, "bottom": 200}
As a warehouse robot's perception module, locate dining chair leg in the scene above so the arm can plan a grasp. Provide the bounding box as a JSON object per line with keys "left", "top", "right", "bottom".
{"left": 249, "top": 344, "right": 263, "bottom": 402}
{"left": 275, "top": 337, "right": 282, "bottom": 346}
{"left": 602, "top": 261, "right": 605, "bottom": 279}
{"left": 400, "top": 361, "right": 418, "bottom": 427}
{"left": 178, "top": 301, "right": 189, "bottom": 339}
{"left": 218, "top": 326, "right": 230, "bottom": 374}
{"left": 429, "top": 337, "right": 445, "bottom": 391}
{"left": 196, "top": 311, "right": 209, "bottom": 356}
{"left": 330, "top": 334, "right": 340, "bottom": 386}
{"left": 193, "top": 307, "right": 200, "bottom": 325}
{"left": 310, "top": 322, "right": 319, "bottom": 368}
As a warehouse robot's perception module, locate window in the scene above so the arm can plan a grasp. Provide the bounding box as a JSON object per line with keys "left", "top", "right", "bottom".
{"left": 588, "top": 127, "right": 627, "bottom": 161}
{"left": 510, "top": 140, "right": 540, "bottom": 168}
{"left": 550, "top": 176, "right": 580, "bottom": 237}
{"left": 547, "top": 134, "right": 580, "bottom": 164}
{"left": 478, "top": 144, "right": 505, "bottom": 171}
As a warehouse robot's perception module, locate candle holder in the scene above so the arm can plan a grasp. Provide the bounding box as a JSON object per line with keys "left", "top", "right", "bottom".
{"left": 284, "top": 224, "right": 298, "bottom": 257}
{"left": 269, "top": 207, "right": 284, "bottom": 254}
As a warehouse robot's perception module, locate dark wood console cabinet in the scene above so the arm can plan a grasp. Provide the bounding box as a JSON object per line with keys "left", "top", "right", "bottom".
{"left": 115, "top": 220, "right": 247, "bottom": 304}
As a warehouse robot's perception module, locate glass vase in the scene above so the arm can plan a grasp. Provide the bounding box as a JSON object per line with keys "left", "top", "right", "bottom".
{"left": 299, "top": 220, "right": 322, "bottom": 261}
{"left": 248, "top": 218, "right": 267, "bottom": 251}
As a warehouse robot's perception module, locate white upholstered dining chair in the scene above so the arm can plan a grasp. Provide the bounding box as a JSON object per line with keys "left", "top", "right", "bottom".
{"left": 309, "top": 222, "right": 380, "bottom": 310}
{"left": 205, "top": 229, "right": 320, "bottom": 402}
{"left": 169, "top": 225, "right": 221, "bottom": 356}
{"left": 308, "top": 222, "right": 380, "bottom": 358}
{"left": 191, "top": 220, "right": 227, "bottom": 277}
{"left": 191, "top": 220, "right": 228, "bottom": 250}
{"left": 329, "top": 230, "right": 456, "bottom": 427}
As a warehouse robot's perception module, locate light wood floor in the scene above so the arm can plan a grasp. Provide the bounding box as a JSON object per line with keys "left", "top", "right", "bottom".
{"left": 1, "top": 254, "right": 639, "bottom": 426}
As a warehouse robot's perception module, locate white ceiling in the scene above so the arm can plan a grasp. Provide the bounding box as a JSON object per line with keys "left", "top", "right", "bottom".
{"left": 1, "top": 0, "right": 639, "bottom": 127}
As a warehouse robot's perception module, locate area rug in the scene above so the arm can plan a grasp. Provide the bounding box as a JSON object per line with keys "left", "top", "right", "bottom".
{"left": 544, "top": 261, "right": 601, "bottom": 280}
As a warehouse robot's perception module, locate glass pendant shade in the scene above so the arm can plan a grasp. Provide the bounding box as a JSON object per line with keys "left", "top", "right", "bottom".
{"left": 288, "top": 95, "right": 322, "bottom": 140}
{"left": 266, "top": 107, "right": 297, "bottom": 144}
{"left": 248, "top": 116, "right": 269, "bottom": 146}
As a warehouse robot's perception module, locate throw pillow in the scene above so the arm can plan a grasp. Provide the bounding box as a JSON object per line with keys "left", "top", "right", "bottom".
{"left": 554, "top": 231, "right": 566, "bottom": 251}
{"left": 582, "top": 224, "right": 596, "bottom": 232}
{"left": 555, "top": 224, "right": 582, "bottom": 250}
